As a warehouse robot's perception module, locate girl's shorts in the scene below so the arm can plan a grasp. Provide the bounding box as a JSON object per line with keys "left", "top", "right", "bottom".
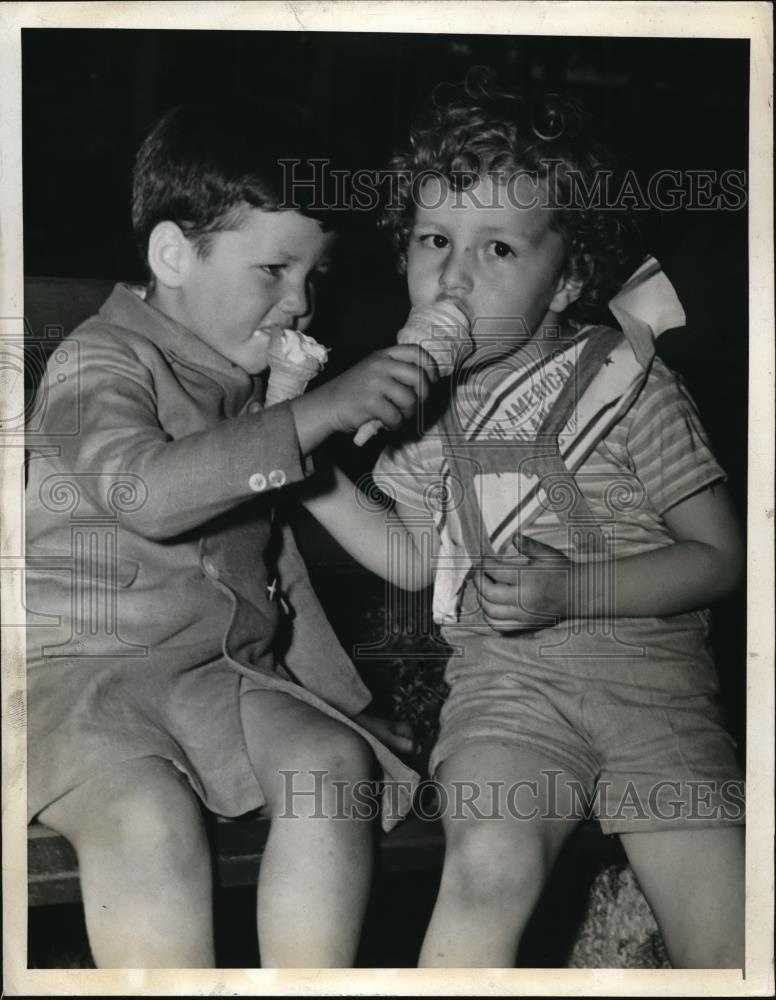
{"left": 431, "top": 614, "right": 744, "bottom": 835}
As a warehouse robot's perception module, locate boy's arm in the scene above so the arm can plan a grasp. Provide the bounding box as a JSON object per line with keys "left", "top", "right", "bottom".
{"left": 35, "top": 330, "right": 433, "bottom": 542}
{"left": 474, "top": 482, "right": 744, "bottom": 628}
{"left": 30, "top": 330, "right": 309, "bottom": 540}
{"left": 296, "top": 462, "right": 436, "bottom": 591}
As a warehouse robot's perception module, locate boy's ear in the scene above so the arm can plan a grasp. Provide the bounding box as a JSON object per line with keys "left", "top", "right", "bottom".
{"left": 549, "top": 270, "right": 585, "bottom": 313}
{"left": 147, "top": 222, "right": 193, "bottom": 289}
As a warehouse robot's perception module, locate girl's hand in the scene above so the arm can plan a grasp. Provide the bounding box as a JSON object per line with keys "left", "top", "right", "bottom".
{"left": 473, "top": 534, "right": 573, "bottom": 633}
{"left": 353, "top": 712, "right": 419, "bottom": 757}
{"left": 475, "top": 484, "right": 744, "bottom": 629}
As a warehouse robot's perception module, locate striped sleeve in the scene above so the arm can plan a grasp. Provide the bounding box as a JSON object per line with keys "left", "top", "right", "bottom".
{"left": 372, "top": 431, "right": 445, "bottom": 514}
{"left": 623, "top": 359, "right": 726, "bottom": 515}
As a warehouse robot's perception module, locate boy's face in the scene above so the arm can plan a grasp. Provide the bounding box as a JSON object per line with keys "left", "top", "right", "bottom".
{"left": 174, "top": 208, "right": 334, "bottom": 374}
{"left": 407, "top": 174, "right": 575, "bottom": 350}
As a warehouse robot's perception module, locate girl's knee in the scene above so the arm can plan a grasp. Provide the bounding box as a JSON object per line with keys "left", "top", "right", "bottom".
{"left": 442, "top": 819, "right": 550, "bottom": 903}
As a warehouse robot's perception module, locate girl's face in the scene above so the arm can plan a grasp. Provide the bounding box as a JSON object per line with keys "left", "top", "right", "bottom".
{"left": 406, "top": 173, "right": 580, "bottom": 351}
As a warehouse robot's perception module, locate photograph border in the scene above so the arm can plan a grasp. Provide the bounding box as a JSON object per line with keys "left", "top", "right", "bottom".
{"left": 2, "top": 2, "right": 773, "bottom": 995}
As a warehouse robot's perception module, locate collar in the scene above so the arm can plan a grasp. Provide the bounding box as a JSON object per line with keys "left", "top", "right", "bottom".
{"left": 608, "top": 256, "right": 686, "bottom": 369}
{"left": 99, "top": 283, "right": 257, "bottom": 393}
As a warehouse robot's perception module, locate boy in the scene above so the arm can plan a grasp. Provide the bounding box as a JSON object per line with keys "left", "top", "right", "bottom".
{"left": 300, "top": 72, "right": 745, "bottom": 968}
{"left": 25, "top": 100, "right": 433, "bottom": 968}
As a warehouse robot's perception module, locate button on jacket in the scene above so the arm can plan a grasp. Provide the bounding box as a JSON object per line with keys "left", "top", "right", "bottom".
{"left": 26, "top": 284, "right": 417, "bottom": 828}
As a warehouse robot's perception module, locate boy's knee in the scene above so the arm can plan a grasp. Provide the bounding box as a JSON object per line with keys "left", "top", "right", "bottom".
{"left": 296, "top": 720, "right": 374, "bottom": 781}
{"left": 51, "top": 757, "right": 208, "bottom": 869}
{"left": 270, "top": 722, "right": 375, "bottom": 819}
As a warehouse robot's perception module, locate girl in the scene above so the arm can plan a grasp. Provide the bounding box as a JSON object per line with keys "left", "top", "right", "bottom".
{"left": 300, "top": 72, "right": 745, "bottom": 968}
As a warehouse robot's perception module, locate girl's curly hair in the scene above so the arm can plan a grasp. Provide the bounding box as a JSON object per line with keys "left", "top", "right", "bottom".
{"left": 381, "top": 67, "right": 643, "bottom": 324}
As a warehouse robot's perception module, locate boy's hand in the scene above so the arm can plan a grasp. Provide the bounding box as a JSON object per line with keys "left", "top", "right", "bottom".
{"left": 326, "top": 344, "right": 437, "bottom": 434}
{"left": 291, "top": 345, "right": 437, "bottom": 452}
{"left": 353, "top": 712, "right": 419, "bottom": 757}
{"left": 473, "top": 534, "right": 573, "bottom": 633}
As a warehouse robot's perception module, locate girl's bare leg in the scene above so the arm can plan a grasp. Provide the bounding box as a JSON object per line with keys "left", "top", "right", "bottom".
{"left": 37, "top": 755, "right": 214, "bottom": 968}
{"left": 239, "top": 690, "right": 376, "bottom": 968}
{"left": 620, "top": 825, "right": 745, "bottom": 968}
{"left": 420, "top": 744, "right": 583, "bottom": 967}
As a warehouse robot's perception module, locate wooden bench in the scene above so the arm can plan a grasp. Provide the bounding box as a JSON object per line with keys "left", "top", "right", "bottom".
{"left": 27, "top": 811, "right": 627, "bottom": 911}
{"left": 27, "top": 813, "right": 447, "bottom": 908}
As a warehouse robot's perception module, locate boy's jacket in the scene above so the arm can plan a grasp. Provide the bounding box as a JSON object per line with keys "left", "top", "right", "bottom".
{"left": 25, "top": 284, "right": 419, "bottom": 828}
{"left": 25, "top": 283, "right": 373, "bottom": 712}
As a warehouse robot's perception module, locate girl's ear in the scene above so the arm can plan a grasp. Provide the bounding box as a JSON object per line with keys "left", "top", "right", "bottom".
{"left": 147, "top": 222, "right": 193, "bottom": 289}
{"left": 549, "top": 269, "right": 585, "bottom": 313}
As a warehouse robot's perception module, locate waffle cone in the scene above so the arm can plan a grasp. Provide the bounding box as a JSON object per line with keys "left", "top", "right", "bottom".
{"left": 265, "top": 354, "right": 321, "bottom": 405}
{"left": 354, "top": 418, "right": 383, "bottom": 447}
{"left": 397, "top": 304, "right": 471, "bottom": 376}
{"left": 397, "top": 328, "right": 468, "bottom": 377}
{"left": 426, "top": 336, "right": 468, "bottom": 377}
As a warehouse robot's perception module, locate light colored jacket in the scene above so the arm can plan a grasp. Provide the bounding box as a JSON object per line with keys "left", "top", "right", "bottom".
{"left": 26, "top": 285, "right": 418, "bottom": 827}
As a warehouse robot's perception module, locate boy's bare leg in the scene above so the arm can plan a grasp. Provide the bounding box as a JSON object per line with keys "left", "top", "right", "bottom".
{"left": 36, "top": 755, "right": 215, "bottom": 968}
{"left": 620, "top": 825, "right": 745, "bottom": 968}
{"left": 239, "top": 690, "right": 375, "bottom": 968}
{"left": 419, "top": 744, "right": 582, "bottom": 967}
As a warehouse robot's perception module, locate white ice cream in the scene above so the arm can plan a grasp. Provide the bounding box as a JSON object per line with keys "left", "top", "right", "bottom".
{"left": 274, "top": 328, "right": 329, "bottom": 368}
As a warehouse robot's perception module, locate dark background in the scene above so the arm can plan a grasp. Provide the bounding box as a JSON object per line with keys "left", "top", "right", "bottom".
{"left": 23, "top": 29, "right": 749, "bottom": 967}
{"left": 22, "top": 29, "right": 749, "bottom": 492}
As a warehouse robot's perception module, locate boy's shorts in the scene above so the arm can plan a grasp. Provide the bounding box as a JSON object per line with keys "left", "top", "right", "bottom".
{"left": 431, "top": 614, "right": 745, "bottom": 834}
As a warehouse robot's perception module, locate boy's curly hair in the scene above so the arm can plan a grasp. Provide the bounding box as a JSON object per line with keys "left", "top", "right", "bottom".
{"left": 382, "top": 67, "right": 643, "bottom": 324}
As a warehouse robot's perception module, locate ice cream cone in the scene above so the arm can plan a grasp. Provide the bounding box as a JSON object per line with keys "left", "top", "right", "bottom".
{"left": 397, "top": 301, "right": 472, "bottom": 376}
{"left": 265, "top": 353, "right": 321, "bottom": 405}
{"left": 353, "top": 418, "right": 383, "bottom": 447}
{"left": 353, "top": 301, "right": 471, "bottom": 446}
{"left": 264, "top": 327, "right": 328, "bottom": 405}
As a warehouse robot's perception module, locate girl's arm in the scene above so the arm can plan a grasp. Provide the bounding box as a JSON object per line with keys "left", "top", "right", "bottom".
{"left": 475, "top": 481, "right": 744, "bottom": 628}
{"left": 594, "top": 481, "right": 743, "bottom": 615}
{"left": 295, "top": 461, "right": 437, "bottom": 591}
